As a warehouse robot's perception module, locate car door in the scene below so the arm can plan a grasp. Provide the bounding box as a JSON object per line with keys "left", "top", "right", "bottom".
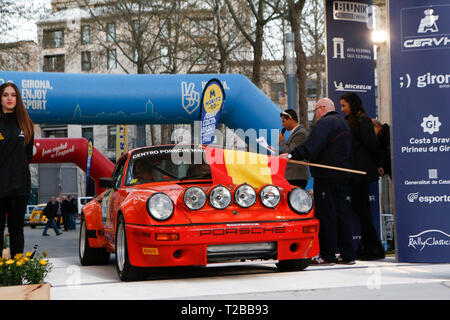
{"left": 102, "top": 157, "right": 127, "bottom": 244}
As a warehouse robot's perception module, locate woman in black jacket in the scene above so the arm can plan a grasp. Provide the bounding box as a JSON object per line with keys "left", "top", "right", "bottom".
{"left": 340, "top": 92, "right": 385, "bottom": 260}
{"left": 0, "top": 82, "right": 35, "bottom": 257}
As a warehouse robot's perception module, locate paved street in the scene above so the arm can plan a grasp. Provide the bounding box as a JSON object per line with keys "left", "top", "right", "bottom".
{"left": 20, "top": 224, "right": 450, "bottom": 300}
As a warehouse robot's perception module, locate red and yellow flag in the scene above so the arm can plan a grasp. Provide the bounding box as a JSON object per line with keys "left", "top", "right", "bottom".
{"left": 205, "top": 147, "right": 292, "bottom": 190}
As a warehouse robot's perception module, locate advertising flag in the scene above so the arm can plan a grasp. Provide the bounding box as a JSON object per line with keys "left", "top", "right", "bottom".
{"left": 325, "top": 0, "right": 380, "bottom": 246}
{"left": 200, "top": 79, "right": 225, "bottom": 145}
{"left": 86, "top": 138, "right": 93, "bottom": 194}
{"left": 389, "top": 0, "right": 450, "bottom": 262}
{"left": 116, "top": 125, "right": 128, "bottom": 160}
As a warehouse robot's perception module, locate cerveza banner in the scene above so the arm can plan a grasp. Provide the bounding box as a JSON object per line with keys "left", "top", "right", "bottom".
{"left": 0, "top": 72, "right": 282, "bottom": 147}
{"left": 325, "top": 0, "right": 380, "bottom": 246}
{"left": 389, "top": 0, "right": 450, "bottom": 262}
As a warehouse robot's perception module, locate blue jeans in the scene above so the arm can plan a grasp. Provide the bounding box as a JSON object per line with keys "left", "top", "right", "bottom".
{"left": 43, "top": 219, "right": 61, "bottom": 235}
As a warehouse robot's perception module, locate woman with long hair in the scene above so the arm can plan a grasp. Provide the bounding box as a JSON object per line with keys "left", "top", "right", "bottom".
{"left": 0, "top": 82, "right": 35, "bottom": 257}
{"left": 340, "top": 92, "right": 385, "bottom": 260}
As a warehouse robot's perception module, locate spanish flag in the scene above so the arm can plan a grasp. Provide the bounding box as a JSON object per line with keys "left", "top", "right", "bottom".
{"left": 205, "top": 147, "right": 292, "bottom": 190}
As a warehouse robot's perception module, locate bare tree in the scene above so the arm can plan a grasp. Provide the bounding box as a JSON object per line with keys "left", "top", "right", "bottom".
{"left": 179, "top": 0, "right": 249, "bottom": 73}
{"left": 301, "top": 0, "right": 325, "bottom": 99}
{"left": 285, "top": 0, "right": 309, "bottom": 129}
{"left": 224, "top": 0, "right": 283, "bottom": 87}
{"left": 0, "top": 0, "right": 46, "bottom": 70}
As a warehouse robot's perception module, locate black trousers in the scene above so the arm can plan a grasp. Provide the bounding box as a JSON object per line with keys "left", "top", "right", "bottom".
{"left": 350, "top": 182, "right": 384, "bottom": 256}
{"left": 288, "top": 179, "right": 308, "bottom": 189}
{"left": 313, "top": 179, "right": 355, "bottom": 262}
{"left": 0, "top": 196, "right": 29, "bottom": 258}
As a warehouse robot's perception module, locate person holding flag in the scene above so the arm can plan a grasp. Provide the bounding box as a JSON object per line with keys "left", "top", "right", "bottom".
{"left": 280, "top": 97, "right": 355, "bottom": 265}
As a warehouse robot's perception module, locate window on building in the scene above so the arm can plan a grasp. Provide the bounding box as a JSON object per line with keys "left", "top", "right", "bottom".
{"left": 107, "top": 125, "right": 116, "bottom": 151}
{"left": 42, "top": 126, "right": 68, "bottom": 138}
{"left": 106, "top": 23, "right": 116, "bottom": 42}
{"left": 190, "top": 19, "right": 213, "bottom": 37}
{"left": 43, "top": 55, "right": 65, "bottom": 72}
{"left": 160, "top": 46, "right": 169, "bottom": 65}
{"left": 132, "top": 19, "right": 140, "bottom": 34}
{"left": 136, "top": 125, "right": 146, "bottom": 147}
{"left": 107, "top": 49, "right": 117, "bottom": 70}
{"left": 81, "top": 51, "right": 91, "bottom": 71}
{"left": 43, "top": 29, "right": 64, "bottom": 48}
{"left": 81, "top": 25, "right": 90, "bottom": 45}
{"left": 270, "top": 82, "right": 286, "bottom": 105}
{"left": 82, "top": 127, "right": 94, "bottom": 144}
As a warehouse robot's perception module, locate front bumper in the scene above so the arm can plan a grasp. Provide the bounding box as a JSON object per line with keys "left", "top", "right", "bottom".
{"left": 125, "top": 219, "right": 320, "bottom": 268}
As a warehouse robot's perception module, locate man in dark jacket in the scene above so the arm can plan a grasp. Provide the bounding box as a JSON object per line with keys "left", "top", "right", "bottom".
{"left": 61, "top": 196, "right": 73, "bottom": 231}
{"left": 281, "top": 98, "right": 355, "bottom": 265}
{"left": 42, "top": 196, "right": 62, "bottom": 236}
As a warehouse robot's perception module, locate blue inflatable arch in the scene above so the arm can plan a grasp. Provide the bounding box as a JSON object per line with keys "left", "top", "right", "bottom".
{"left": 1, "top": 71, "right": 283, "bottom": 147}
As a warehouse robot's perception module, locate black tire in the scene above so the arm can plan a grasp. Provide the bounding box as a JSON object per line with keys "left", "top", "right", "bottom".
{"left": 115, "top": 214, "right": 146, "bottom": 281}
{"left": 276, "top": 259, "right": 310, "bottom": 272}
{"left": 79, "top": 214, "right": 110, "bottom": 266}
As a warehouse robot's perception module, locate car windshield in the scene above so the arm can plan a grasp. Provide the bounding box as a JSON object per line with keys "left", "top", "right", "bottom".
{"left": 125, "top": 145, "right": 212, "bottom": 185}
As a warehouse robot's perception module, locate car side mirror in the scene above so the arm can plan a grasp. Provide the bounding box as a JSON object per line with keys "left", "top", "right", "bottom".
{"left": 99, "top": 177, "right": 115, "bottom": 189}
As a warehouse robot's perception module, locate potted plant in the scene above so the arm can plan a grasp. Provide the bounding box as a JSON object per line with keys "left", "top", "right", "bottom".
{"left": 0, "top": 246, "right": 52, "bottom": 300}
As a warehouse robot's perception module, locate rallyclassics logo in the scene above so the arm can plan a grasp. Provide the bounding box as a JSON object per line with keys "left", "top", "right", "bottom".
{"left": 402, "top": 6, "right": 450, "bottom": 50}
{"left": 408, "top": 229, "right": 450, "bottom": 251}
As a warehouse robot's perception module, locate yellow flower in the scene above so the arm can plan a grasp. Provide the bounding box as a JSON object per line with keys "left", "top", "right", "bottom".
{"left": 6, "top": 259, "right": 14, "bottom": 265}
{"left": 16, "top": 260, "right": 24, "bottom": 267}
{"left": 39, "top": 259, "right": 47, "bottom": 266}
{"left": 43, "top": 251, "right": 48, "bottom": 258}
{"left": 14, "top": 253, "right": 23, "bottom": 260}
{"left": 25, "top": 251, "right": 33, "bottom": 258}
{"left": 0, "top": 261, "right": 3, "bottom": 267}
{"left": 23, "top": 257, "right": 30, "bottom": 263}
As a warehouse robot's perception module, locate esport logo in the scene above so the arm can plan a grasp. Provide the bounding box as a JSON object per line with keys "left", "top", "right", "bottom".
{"left": 407, "top": 192, "right": 450, "bottom": 204}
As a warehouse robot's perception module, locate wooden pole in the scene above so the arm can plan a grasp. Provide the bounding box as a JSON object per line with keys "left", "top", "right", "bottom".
{"left": 287, "top": 159, "right": 366, "bottom": 175}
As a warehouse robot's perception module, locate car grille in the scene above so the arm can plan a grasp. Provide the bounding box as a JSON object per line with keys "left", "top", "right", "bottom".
{"left": 206, "top": 242, "right": 277, "bottom": 263}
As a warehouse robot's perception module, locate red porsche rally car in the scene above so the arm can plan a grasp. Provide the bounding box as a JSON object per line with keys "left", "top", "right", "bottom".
{"left": 79, "top": 145, "right": 319, "bottom": 281}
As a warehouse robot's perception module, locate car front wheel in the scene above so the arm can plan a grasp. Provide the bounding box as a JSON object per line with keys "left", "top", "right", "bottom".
{"left": 115, "top": 214, "right": 146, "bottom": 282}
{"left": 79, "top": 214, "right": 110, "bottom": 266}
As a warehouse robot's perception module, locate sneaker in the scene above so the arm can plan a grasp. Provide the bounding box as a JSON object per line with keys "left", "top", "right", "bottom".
{"left": 56, "top": 232, "right": 62, "bottom": 236}
{"left": 336, "top": 256, "right": 356, "bottom": 265}
{"left": 310, "top": 255, "right": 335, "bottom": 266}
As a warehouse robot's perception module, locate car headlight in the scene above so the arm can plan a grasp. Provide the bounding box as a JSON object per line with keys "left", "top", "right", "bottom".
{"left": 209, "top": 185, "right": 231, "bottom": 209}
{"left": 184, "top": 186, "right": 207, "bottom": 210}
{"left": 259, "top": 185, "right": 281, "bottom": 208}
{"left": 288, "top": 188, "right": 313, "bottom": 214}
{"left": 147, "top": 193, "right": 174, "bottom": 221}
{"left": 234, "top": 184, "right": 256, "bottom": 208}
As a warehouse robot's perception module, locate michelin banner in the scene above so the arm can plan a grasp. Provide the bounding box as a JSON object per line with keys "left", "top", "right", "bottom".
{"left": 389, "top": 0, "right": 450, "bottom": 262}
{"left": 325, "top": 0, "right": 380, "bottom": 246}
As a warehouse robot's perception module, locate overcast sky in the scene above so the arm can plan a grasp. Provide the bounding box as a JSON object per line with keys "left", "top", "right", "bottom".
{"left": 5, "top": 0, "right": 51, "bottom": 42}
